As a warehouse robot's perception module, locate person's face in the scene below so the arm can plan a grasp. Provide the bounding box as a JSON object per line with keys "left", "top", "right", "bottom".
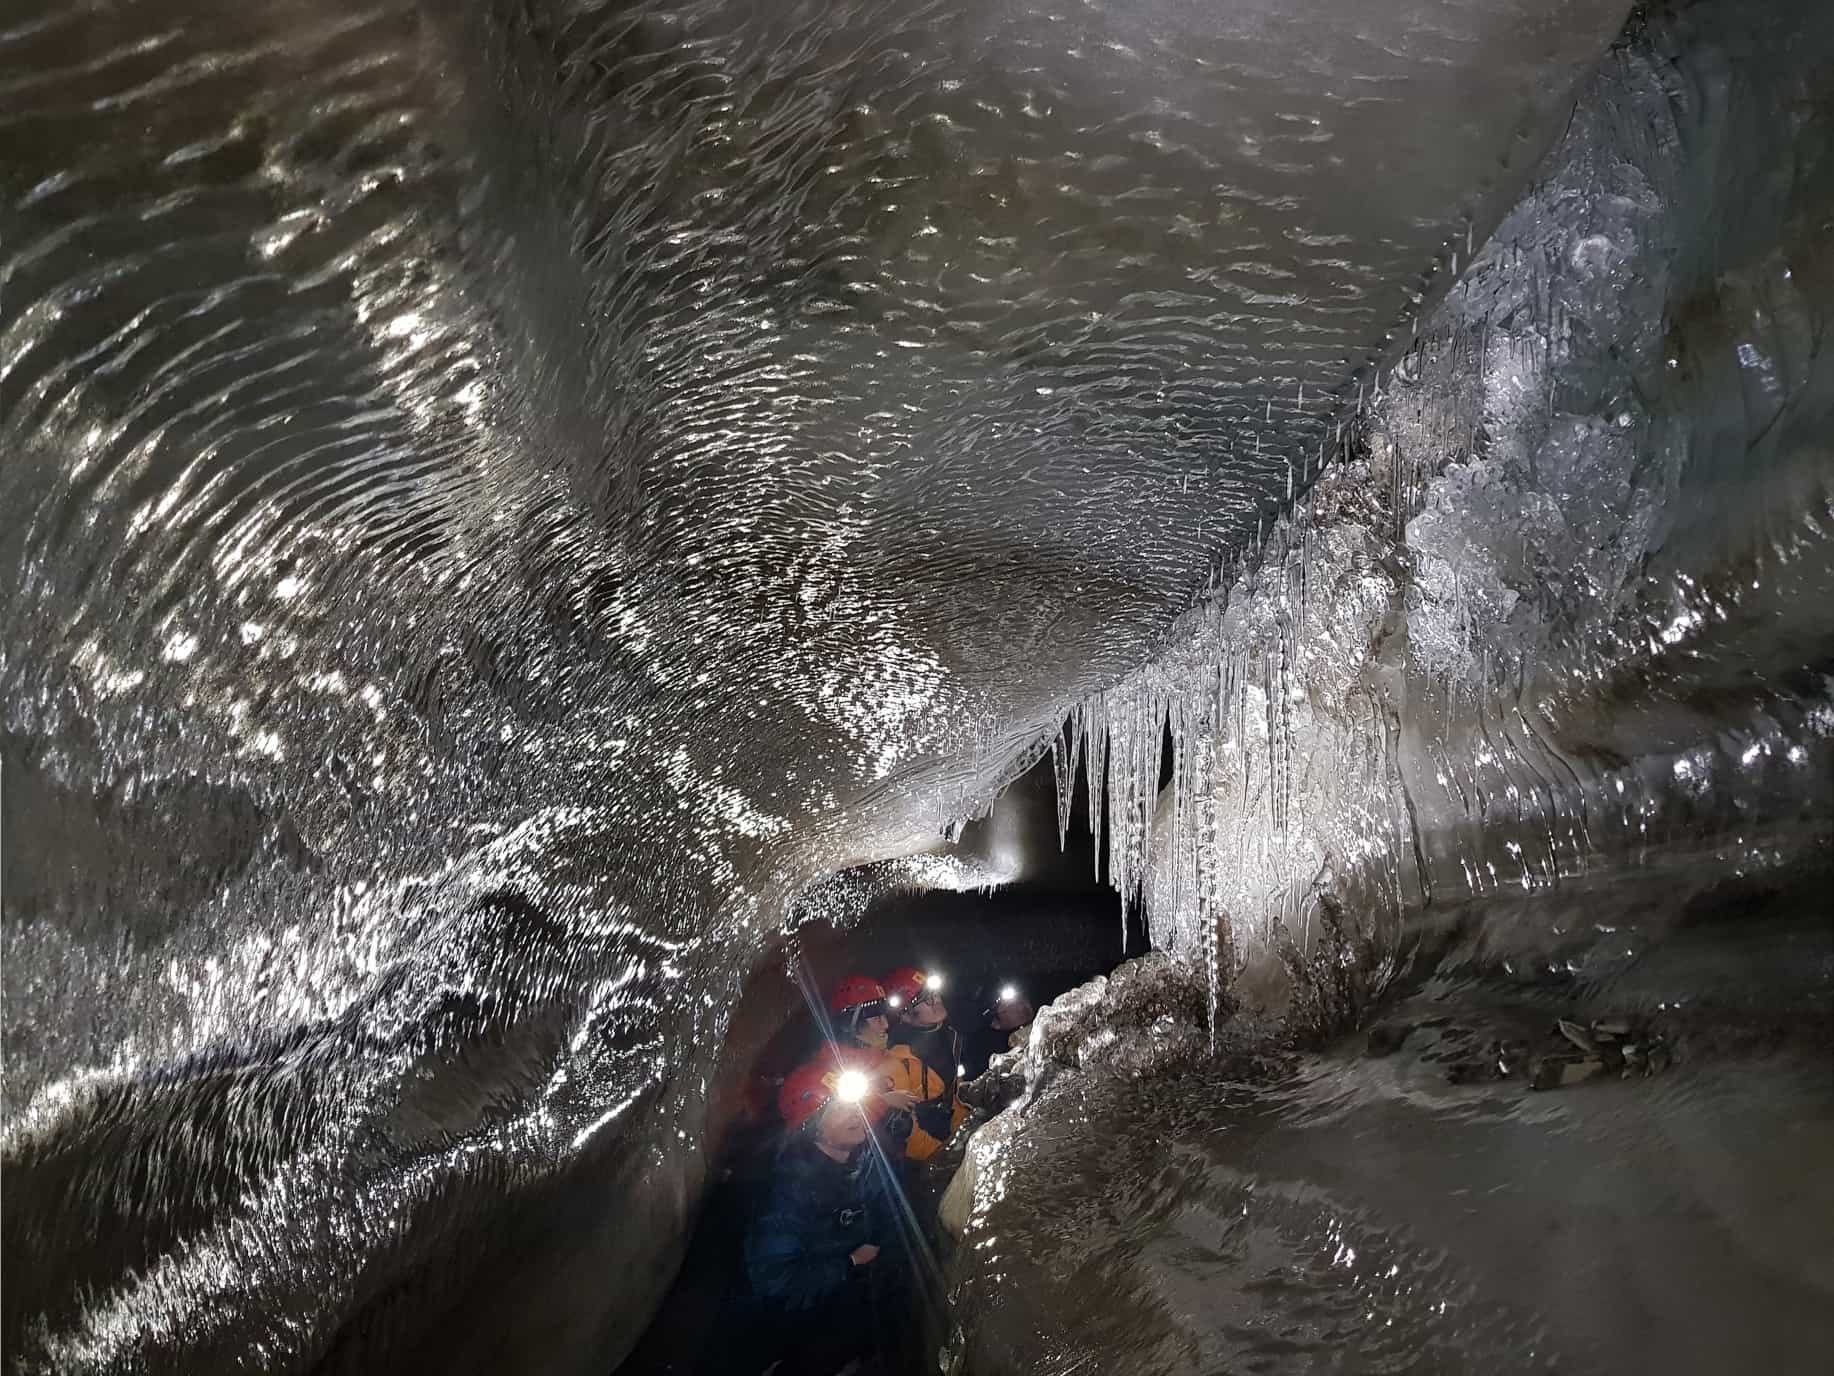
{"left": 993, "top": 999, "right": 1033, "bottom": 1031}
{"left": 818, "top": 1101, "right": 870, "bottom": 1151}
{"left": 856, "top": 1012, "right": 889, "bottom": 1048}
{"left": 904, "top": 990, "right": 948, "bottom": 1029}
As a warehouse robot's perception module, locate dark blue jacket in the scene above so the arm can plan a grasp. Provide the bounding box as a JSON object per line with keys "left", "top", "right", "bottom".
{"left": 744, "top": 1137, "right": 896, "bottom": 1310}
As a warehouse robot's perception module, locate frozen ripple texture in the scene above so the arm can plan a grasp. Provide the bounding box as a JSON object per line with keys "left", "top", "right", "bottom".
{"left": 6, "top": 0, "right": 1832, "bottom": 1372}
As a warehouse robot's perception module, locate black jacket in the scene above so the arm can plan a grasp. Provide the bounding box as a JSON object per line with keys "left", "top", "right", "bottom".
{"left": 744, "top": 1137, "right": 896, "bottom": 1310}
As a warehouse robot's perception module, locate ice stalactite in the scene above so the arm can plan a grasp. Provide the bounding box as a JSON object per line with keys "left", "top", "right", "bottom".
{"left": 1054, "top": 0, "right": 1834, "bottom": 1031}
{"left": 1049, "top": 716, "right": 1079, "bottom": 853}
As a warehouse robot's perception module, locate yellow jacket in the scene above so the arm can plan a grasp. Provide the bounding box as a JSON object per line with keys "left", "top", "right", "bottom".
{"left": 885, "top": 1042, "right": 969, "bottom": 1161}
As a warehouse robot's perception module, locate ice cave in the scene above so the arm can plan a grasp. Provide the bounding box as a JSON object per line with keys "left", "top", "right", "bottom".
{"left": 3, "top": 0, "right": 1831, "bottom": 1372}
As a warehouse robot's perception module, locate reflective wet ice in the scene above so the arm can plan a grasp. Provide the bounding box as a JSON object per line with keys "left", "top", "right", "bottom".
{"left": 3, "top": 0, "right": 1831, "bottom": 1371}
{"left": 947, "top": 875, "right": 1834, "bottom": 1374}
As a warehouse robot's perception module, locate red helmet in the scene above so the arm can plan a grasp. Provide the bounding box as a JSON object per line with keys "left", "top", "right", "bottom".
{"left": 829, "top": 975, "right": 888, "bottom": 1016}
{"left": 883, "top": 966, "right": 943, "bottom": 1008}
{"left": 777, "top": 1051, "right": 887, "bottom": 1132}
{"left": 779, "top": 1060, "right": 839, "bottom": 1133}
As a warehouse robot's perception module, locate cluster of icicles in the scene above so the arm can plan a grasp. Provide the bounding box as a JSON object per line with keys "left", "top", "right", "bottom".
{"left": 1048, "top": 485, "right": 1357, "bottom": 1043}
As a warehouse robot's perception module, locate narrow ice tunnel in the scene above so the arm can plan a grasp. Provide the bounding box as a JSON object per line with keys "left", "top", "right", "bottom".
{"left": 2, "top": 0, "right": 1831, "bottom": 1372}
{"left": 620, "top": 758, "right": 1136, "bottom": 1374}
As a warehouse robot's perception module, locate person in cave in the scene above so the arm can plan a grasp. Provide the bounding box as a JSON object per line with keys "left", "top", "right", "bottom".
{"left": 960, "top": 982, "right": 1036, "bottom": 1080}
{"left": 827, "top": 975, "right": 919, "bottom": 1162}
{"left": 829, "top": 975, "right": 894, "bottom": 1053}
{"left": 742, "top": 1059, "right": 911, "bottom": 1376}
{"left": 881, "top": 967, "right": 970, "bottom": 1164}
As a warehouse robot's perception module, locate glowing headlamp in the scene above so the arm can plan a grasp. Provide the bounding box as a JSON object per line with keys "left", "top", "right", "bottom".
{"left": 925, "top": 973, "right": 945, "bottom": 992}
{"left": 833, "top": 1069, "right": 870, "bottom": 1104}
{"left": 999, "top": 984, "right": 1018, "bottom": 1002}
{"left": 886, "top": 994, "right": 902, "bottom": 1008}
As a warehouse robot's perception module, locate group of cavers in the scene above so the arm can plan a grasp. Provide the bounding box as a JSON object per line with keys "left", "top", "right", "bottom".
{"left": 740, "top": 966, "right": 1036, "bottom": 1376}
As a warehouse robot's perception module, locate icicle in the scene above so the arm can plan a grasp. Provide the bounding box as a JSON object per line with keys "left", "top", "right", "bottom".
{"left": 1275, "top": 651, "right": 1289, "bottom": 843}
{"left": 1216, "top": 653, "right": 1230, "bottom": 757}
{"left": 1299, "top": 518, "right": 1310, "bottom": 632}
{"left": 1199, "top": 729, "right": 1222, "bottom": 1050}
{"left": 1282, "top": 618, "right": 1296, "bottom": 839}
{"left": 1126, "top": 691, "right": 1148, "bottom": 917}
{"left": 1136, "top": 689, "right": 1160, "bottom": 890}
{"left": 1095, "top": 686, "right": 1167, "bottom": 943}
{"left": 1262, "top": 629, "right": 1295, "bottom": 842}
{"left": 1085, "top": 692, "right": 1107, "bottom": 884}
{"left": 1167, "top": 696, "right": 1186, "bottom": 929}
{"left": 1121, "top": 691, "right": 1141, "bottom": 905}
{"left": 1105, "top": 689, "right": 1131, "bottom": 917}
{"left": 1239, "top": 651, "right": 1250, "bottom": 766}
{"left": 1390, "top": 437, "right": 1403, "bottom": 541}
{"left": 1052, "top": 708, "right": 1081, "bottom": 851}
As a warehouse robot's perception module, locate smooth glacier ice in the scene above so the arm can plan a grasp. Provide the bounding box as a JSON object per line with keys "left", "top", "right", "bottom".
{"left": 3, "top": 0, "right": 1831, "bottom": 1371}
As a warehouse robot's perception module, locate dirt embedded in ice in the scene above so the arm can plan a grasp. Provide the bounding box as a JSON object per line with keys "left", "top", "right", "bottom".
{"left": 948, "top": 864, "right": 1834, "bottom": 1376}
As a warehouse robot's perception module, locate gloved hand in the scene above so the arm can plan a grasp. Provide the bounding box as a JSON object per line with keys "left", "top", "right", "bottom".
{"left": 882, "top": 1108, "right": 914, "bottom": 1146}
{"left": 915, "top": 1098, "right": 954, "bottom": 1142}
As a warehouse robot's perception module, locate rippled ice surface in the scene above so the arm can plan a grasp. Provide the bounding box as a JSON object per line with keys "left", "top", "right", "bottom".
{"left": 964, "top": 1053, "right": 1834, "bottom": 1374}
{"left": 953, "top": 881, "right": 1834, "bottom": 1375}
{"left": 4, "top": 0, "right": 1833, "bottom": 1368}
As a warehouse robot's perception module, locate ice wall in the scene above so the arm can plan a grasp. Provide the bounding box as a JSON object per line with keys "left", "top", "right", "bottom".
{"left": 7, "top": 0, "right": 1829, "bottom": 1372}
{"left": 1072, "top": 0, "right": 1834, "bottom": 1028}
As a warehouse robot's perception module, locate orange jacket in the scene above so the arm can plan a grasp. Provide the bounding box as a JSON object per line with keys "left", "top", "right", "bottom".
{"left": 884, "top": 1043, "right": 969, "bottom": 1160}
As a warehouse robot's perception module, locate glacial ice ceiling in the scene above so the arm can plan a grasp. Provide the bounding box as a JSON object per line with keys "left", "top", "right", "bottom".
{"left": 4, "top": 0, "right": 1832, "bottom": 1371}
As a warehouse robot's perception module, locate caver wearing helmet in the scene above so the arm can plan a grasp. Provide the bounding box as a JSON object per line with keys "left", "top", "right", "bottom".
{"left": 777, "top": 1058, "right": 877, "bottom": 1141}
{"left": 882, "top": 965, "right": 946, "bottom": 1016}
{"left": 882, "top": 966, "right": 970, "bottom": 1161}
{"left": 817, "top": 999, "right": 921, "bottom": 1161}
{"left": 962, "top": 980, "right": 1036, "bottom": 1080}
{"left": 828, "top": 974, "right": 892, "bottom": 1050}
{"left": 780, "top": 1047, "right": 906, "bottom": 1126}
{"left": 745, "top": 1056, "right": 908, "bottom": 1372}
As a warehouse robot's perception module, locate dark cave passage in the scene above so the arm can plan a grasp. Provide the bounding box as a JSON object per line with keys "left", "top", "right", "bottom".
{"left": 619, "top": 757, "right": 1136, "bottom": 1375}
